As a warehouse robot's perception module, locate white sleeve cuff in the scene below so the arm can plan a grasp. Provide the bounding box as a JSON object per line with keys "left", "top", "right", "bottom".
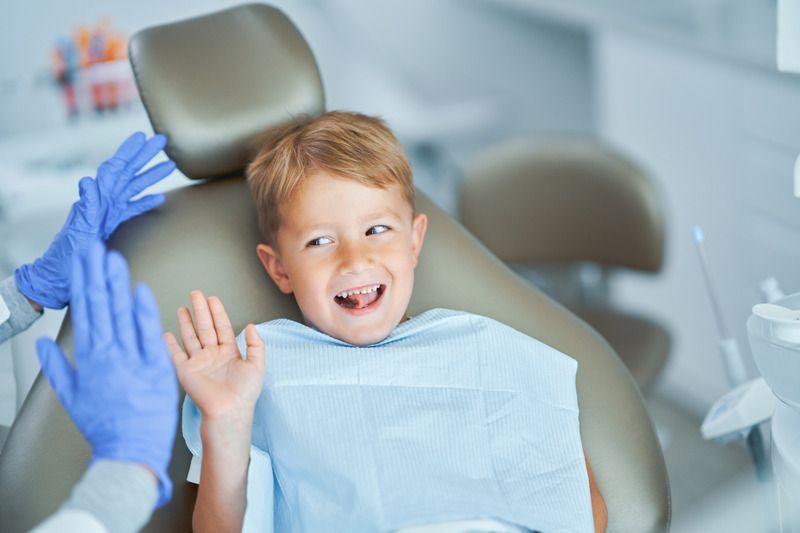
{"left": 0, "top": 291, "right": 9, "bottom": 326}
{"left": 30, "top": 508, "right": 108, "bottom": 533}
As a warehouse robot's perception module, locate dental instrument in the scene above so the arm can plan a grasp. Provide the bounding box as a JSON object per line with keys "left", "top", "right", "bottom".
{"left": 693, "top": 225, "right": 770, "bottom": 481}
{"left": 692, "top": 225, "right": 748, "bottom": 388}
{"left": 759, "top": 277, "right": 785, "bottom": 303}
{"left": 747, "top": 294, "right": 800, "bottom": 529}
{"left": 701, "top": 377, "right": 776, "bottom": 443}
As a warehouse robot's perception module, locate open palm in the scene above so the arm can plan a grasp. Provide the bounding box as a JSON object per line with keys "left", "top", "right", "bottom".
{"left": 165, "top": 291, "right": 264, "bottom": 419}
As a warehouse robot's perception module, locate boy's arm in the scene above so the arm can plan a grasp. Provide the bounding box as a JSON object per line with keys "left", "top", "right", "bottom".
{"left": 585, "top": 453, "right": 608, "bottom": 533}
{"left": 195, "top": 413, "right": 254, "bottom": 532}
{"left": 164, "top": 291, "right": 265, "bottom": 533}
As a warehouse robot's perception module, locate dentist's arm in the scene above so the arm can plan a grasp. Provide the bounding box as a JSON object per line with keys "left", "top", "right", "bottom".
{"left": 0, "top": 278, "right": 44, "bottom": 344}
{"left": 31, "top": 241, "right": 178, "bottom": 532}
{"left": 30, "top": 462, "right": 158, "bottom": 533}
{"left": 165, "top": 291, "right": 265, "bottom": 533}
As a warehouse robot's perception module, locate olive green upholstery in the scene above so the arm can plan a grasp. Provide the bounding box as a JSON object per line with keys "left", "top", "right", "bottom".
{"left": 460, "top": 137, "right": 670, "bottom": 391}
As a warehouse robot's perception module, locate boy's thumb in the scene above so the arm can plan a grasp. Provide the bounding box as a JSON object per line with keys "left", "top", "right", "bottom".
{"left": 244, "top": 324, "right": 265, "bottom": 368}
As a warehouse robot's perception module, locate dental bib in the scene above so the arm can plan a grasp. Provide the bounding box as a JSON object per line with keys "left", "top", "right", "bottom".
{"left": 183, "top": 308, "right": 593, "bottom": 532}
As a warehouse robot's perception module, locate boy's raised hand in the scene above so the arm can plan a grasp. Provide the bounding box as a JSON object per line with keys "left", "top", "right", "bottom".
{"left": 165, "top": 291, "right": 265, "bottom": 420}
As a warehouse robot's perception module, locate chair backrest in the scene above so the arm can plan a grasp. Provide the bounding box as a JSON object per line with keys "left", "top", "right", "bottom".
{"left": 459, "top": 137, "right": 665, "bottom": 273}
{"left": 0, "top": 5, "right": 669, "bottom": 532}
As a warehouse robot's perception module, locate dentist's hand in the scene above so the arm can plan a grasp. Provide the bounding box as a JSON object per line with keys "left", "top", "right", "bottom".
{"left": 36, "top": 240, "right": 179, "bottom": 508}
{"left": 15, "top": 132, "right": 176, "bottom": 309}
{"left": 165, "top": 291, "right": 265, "bottom": 421}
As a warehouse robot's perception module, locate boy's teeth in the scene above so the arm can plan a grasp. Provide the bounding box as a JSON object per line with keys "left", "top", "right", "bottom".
{"left": 337, "top": 284, "right": 380, "bottom": 298}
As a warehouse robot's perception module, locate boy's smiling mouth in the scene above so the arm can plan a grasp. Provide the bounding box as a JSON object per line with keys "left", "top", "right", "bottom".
{"left": 334, "top": 283, "right": 386, "bottom": 310}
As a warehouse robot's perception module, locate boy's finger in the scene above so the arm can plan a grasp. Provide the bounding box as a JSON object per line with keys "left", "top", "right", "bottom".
{"left": 177, "top": 306, "right": 202, "bottom": 356}
{"left": 189, "top": 290, "right": 218, "bottom": 348}
{"left": 244, "top": 324, "right": 265, "bottom": 370}
{"left": 208, "top": 296, "right": 235, "bottom": 346}
{"left": 164, "top": 332, "right": 187, "bottom": 366}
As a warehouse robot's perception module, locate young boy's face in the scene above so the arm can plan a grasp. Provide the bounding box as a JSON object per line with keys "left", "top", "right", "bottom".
{"left": 256, "top": 172, "right": 428, "bottom": 346}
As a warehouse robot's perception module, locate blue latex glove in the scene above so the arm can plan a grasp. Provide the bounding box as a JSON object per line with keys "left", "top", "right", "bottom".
{"left": 36, "top": 240, "right": 178, "bottom": 508}
{"left": 15, "top": 132, "right": 176, "bottom": 309}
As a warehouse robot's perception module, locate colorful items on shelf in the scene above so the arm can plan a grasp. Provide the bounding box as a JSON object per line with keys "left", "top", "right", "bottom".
{"left": 50, "top": 18, "right": 137, "bottom": 118}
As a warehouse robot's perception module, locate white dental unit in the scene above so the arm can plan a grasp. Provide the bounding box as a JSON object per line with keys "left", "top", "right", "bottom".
{"left": 702, "top": 296, "right": 800, "bottom": 530}
{"left": 749, "top": 300, "right": 800, "bottom": 530}
{"left": 700, "top": 2, "right": 800, "bottom": 529}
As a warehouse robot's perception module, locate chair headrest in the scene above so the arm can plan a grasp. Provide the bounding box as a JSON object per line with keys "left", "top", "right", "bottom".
{"left": 129, "top": 3, "right": 325, "bottom": 180}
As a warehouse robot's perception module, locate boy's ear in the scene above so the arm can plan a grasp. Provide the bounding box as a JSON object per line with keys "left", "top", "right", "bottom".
{"left": 256, "top": 243, "right": 293, "bottom": 294}
{"left": 410, "top": 213, "right": 428, "bottom": 268}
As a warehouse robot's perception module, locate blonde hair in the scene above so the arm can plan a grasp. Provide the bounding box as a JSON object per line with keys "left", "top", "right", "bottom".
{"left": 246, "top": 111, "right": 414, "bottom": 245}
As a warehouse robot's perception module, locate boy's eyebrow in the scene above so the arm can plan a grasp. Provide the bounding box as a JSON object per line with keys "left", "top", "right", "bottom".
{"left": 300, "top": 209, "right": 404, "bottom": 233}
{"left": 358, "top": 209, "right": 403, "bottom": 222}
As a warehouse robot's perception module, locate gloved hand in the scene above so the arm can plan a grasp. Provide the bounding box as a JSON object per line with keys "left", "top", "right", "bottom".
{"left": 36, "top": 240, "right": 179, "bottom": 508}
{"left": 15, "top": 131, "right": 176, "bottom": 309}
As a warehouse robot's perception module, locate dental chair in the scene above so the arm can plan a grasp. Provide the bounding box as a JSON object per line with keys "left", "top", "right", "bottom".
{"left": 0, "top": 4, "right": 669, "bottom": 532}
{"left": 459, "top": 138, "right": 670, "bottom": 392}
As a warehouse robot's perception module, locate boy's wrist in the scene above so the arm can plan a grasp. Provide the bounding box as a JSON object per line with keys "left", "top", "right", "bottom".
{"left": 200, "top": 406, "right": 255, "bottom": 429}
{"left": 201, "top": 411, "right": 254, "bottom": 451}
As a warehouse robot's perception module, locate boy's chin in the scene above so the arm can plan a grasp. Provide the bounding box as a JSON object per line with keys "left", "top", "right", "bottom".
{"left": 300, "top": 314, "right": 390, "bottom": 346}
{"left": 329, "top": 317, "right": 399, "bottom": 346}
{"left": 336, "top": 326, "right": 392, "bottom": 347}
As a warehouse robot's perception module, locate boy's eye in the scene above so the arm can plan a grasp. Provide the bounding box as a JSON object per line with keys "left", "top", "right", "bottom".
{"left": 367, "top": 225, "right": 390, "bottom": 236}
{"left": 308, "top": 236, "right": 333, "bottom": 246}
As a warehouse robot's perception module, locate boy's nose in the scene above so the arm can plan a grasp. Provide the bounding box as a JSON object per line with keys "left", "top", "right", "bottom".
{"left": 337, "top": 240, "right": 375, "bottom": 275}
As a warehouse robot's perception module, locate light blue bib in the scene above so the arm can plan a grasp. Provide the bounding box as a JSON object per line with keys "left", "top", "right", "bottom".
{"left": 183, "top": 308, "right": 593, "bottom": 532}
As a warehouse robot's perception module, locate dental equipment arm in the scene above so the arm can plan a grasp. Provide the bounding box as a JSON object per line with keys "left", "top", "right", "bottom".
{"left": 693, "top": 225, "right": 770, "bottom": 480}
{"left": 14, "top": 132, "right": 175, "bottom": 310}
{"left": 164, "top": 292, "right": 265, "bottom": 533}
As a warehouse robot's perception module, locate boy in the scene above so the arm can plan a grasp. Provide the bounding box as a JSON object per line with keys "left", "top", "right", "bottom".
{"left": 165, "top": 112, "right": 607, "bottom": 532}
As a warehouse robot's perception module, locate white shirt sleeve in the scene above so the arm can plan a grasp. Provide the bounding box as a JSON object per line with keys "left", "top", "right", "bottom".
{"left": 29, "top": 508, "right": 108, "bottom": 533}
{"left": 0, "top": 290, "right": 10, "bottom": 326}
{"left": 29, "top": 460, "right": 157, "bottom": 533}
{"left": 0, "top": 276, "right": 43, "bottom": 344}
